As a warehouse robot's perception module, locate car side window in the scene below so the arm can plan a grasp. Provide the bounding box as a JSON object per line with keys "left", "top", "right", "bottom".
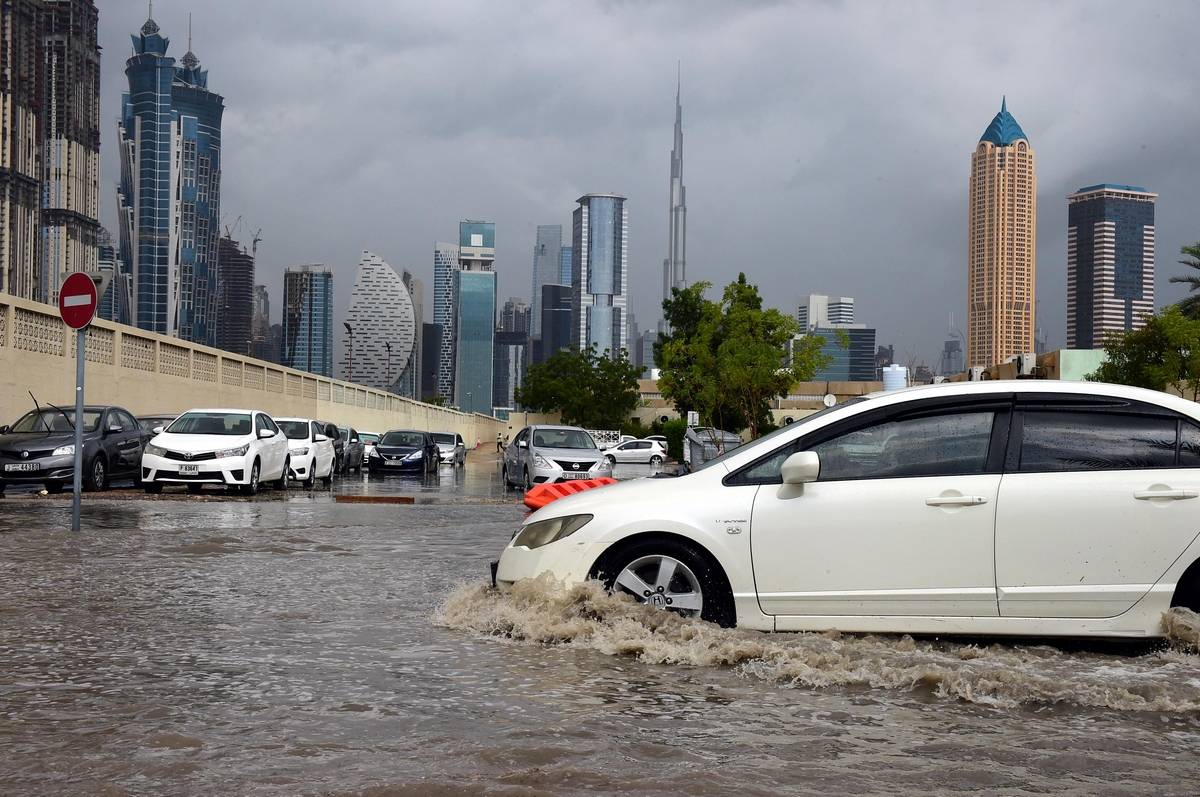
{"left": 118, "top": 410, "right": 139, "bottom": 432}
{"left": 311, "top": 422, "right": 322, "bottom": 439}
{"left": 254, "top": 414, "right": 267, "bottom": 434}
{"left": 1018, "top": 411, "right": 1176, "bottom": 472}
{"left": 262, "top": 415, "right": 279, "bottom": 434}
{"left": 1180, "top": 423, "right": 1200, "bottom": 467}
{"left": 104, "top": 410, "right": 125, "bottom": 432}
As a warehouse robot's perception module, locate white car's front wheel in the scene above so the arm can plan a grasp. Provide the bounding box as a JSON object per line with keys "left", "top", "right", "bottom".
{"left": 595, "top": 538, "right": 735, "bottom": 627}
{"left": 241, "top": 460, "right": 260, "bottom": 496}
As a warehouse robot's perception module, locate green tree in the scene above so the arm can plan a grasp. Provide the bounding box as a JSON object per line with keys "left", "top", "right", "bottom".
{"left": 1089, "top": 307, "right": 1200, "bottom": 400}
{"left": 1169, "top": 242, "right": 1200, "bottom": 318}
{"left": 516, "top": 345, "right": 641, "bottom": 429}
{"left": 657, "top": 274, "right": 830, "bottom": 438}
{"left": 653, "top": 282, "right": 712, "bottom": 417}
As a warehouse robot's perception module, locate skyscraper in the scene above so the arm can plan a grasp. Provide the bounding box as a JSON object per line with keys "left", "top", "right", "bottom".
{"left": 797, "top": 295, "right": 855, "bottom": 330}
{"left": 571, "top": 194, "right": 628, "bottom": 358}
{"left": 453, "top": 268, "right": 497, "bottom": 415}
{"left": 0, "top": 0, "right": 100, "bottom": 303}
{"left": 559, "top": 245, "right": 573, "bottom": 285}
{"left": 251, "top": 284, "right": 270, "bottom": 361}
{"left": 341, "top": 251, "right": 417, "bottom": 393}
{"left": 216, "top": 235, "right": 255, "bottom": 355}
{"left": 1067, "top": 184, "right": 1156, "bottom": 348}
{"left": 493, "top": 330, "right": 525, "bottom": 410}
{"left": 420, "top": 322, "right": 441, "bottom": 401}
{"left": 117, "top": 9, "right": 224, "bottom": 345}
{"left": 96, "top": 228, "right": 118, "bottom": 321}
{"left": 968, "top": 97, "right": 1037, "bottom": 368}
{"left": 530, "top": 225, "right": 561, "bottom": 337}
{"left": 539, "top": 283, "right": 572, "bottom": 361}
{"left": 397, "top": 269, "right": 423, "bottom": 398}
{"left": 459, "top": 220, "right": 495, "bottom": 271}
{"left": 433, "top": 241, "right": 459, "bottom": 401}
{"left": 281, "top": 265, "right": 333, "bottom": 377}
{"left": 500, "top": 297, "right": 530, "bottom": 335}
{"left": 661, "top": 70, "right": 687, "bottom": 332}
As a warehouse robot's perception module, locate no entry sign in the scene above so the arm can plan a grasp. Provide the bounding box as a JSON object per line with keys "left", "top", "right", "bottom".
{"left": 59, "top": 271, "right": 98, "bottom": 330}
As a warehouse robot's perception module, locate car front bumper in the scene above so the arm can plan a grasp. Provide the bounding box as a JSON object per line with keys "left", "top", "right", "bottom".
{"left": 0, "top": 454, "right": 75, "bottom": 484}
{"left": 528, "top": 462, "right": 612, "bottom": 484}
{"left": 494, "top": 536, "right": 610, "bottom": 590}
{"left": 368, "top": 457, "right": 425, "bottom": 472}
{"left": 141, "top": 453, "right": 252, "bottom": 486}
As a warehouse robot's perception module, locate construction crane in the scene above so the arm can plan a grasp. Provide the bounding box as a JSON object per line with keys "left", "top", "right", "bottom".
{"left": 250, "top": 228, "right": 262, "bottom": 258}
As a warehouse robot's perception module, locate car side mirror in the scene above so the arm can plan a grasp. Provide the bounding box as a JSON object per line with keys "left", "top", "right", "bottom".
{"left": 152, "top": 426, "right": 164, "bottom": 435}
{"left": 781, "top": 451, "right": 820, "bottom": 485}
{"left": 0, "top": 425, "right": 10, "bottom": 435}
{"left": 314, "top": 434, "right": 328, "bottom": 442}
{"left": 258, "top": 428, "right": 276, "bottom": 439}
{"left": 518, "top": 440, "right": 527, "bottom": 449}
{"left": 107, "top": 423, "right": 122, "bottom": 435}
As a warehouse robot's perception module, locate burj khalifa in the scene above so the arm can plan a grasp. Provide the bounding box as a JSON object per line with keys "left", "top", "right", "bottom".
{"left": 660, "top": 70, "right": 687, "bottom": 332}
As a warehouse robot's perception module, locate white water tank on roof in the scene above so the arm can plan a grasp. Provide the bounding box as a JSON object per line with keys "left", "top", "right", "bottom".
{"left": 882, "top": 364, "right": 908, "bottom": 392}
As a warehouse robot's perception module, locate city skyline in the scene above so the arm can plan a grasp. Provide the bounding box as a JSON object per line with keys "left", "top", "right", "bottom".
{"left": 78, "top": 1, "right": 1200, "bottom": 367}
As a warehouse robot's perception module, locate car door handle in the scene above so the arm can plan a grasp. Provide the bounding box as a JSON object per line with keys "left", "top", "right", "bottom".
{"left": 1134, "top": 489, "right": 1199, "bottom": 501}
{"left": 925, "top": 495, "right": 988, "bottom": 507}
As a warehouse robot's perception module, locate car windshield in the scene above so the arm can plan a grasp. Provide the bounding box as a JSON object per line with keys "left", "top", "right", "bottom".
{"left": 10, "top": 408, "right": 102, "bottom": 434}
{"left": 381, "top": 431, "right": 425, "bottom": 447}
{"left": 533, "top": 429, "right": 597, "bottom": 450}
{"left": 138, "top": 417, "right": 173, "bottom": 430}
{"left": 432, "top": 433, "right": 455, "bottom": 444}
{"left": 691, "top": 397, "right": 868, "bottom": 473}
{"left": 277, "top": 421, "right": 310, "bottom": 440}
{"left": 360, "top": 433, "right": 380, "bottom": 444}
{"left": 166, "top": 412, "right": 252, "bottom": 436}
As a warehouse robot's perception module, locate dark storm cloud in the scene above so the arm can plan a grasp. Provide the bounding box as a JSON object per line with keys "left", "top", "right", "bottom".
{"left": 99, "top": 0, "right": 1200, "bottom": 364}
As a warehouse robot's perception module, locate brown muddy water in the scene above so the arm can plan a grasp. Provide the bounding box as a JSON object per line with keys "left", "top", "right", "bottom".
{"left": 2, "top": 498, "right": 1200, "bottom": 796}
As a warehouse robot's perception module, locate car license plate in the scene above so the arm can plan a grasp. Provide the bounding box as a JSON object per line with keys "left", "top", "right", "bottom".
{"left": 4, "top": 463, "right": 38, "bottom": 472}
{"left": 385, "top": 459, "right": 406, "bottom": 466}
{"left": 178, "top": 464, "right": 200, "bottom": 475}
{"left": 562, "top": 471, "right": 589, "bottom": 479}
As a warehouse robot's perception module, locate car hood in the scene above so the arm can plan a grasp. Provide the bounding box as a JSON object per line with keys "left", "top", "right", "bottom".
{"left": 286, "top": 438, "right": 314, "bottom": 449}
{"left": 526, "top": 476, "right": 678, "bottom": 523}
{"left": 376, "top": 445, "right": 421, "bottom": 455}
{"left": 436, "top": 443, "right": 457, "bottom": 452}
{"left": 533, "top": 447, "right": 603, "bottom": 461}
{"left": 0, "top": 431, "right": 92, "bottom": 450}
{"left": 152, "top": 433, "right": 254, "bottom": 451}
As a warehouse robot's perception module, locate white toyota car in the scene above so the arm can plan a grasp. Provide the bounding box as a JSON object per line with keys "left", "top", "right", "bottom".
{"left": 142, "top": 408, "right": 290, "bottom": 495}
{"left": 275, "top": 417, "right": 336, "bottom": 488}
{"left": 494, "top": 381, "right": 1200, "bottom": 639}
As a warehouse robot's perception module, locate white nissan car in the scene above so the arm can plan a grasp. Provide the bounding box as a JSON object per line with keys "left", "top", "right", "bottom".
{"left": 142, "top": 409, "right": 290, "bottom": 495}
{"left": 494, "top": 381, "right": 1200, "bottom": 639}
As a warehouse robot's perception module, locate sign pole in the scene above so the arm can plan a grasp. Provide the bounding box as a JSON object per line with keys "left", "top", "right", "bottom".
{"left": 72, "top": 328, "right": 84, "bottom": 532}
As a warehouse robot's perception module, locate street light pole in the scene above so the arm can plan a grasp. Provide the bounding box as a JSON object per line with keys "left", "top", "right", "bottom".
{"left": 344, "top": 322, "right": 354, "bottom": 382}
{"left": 385, "top": 341, "right": 392, "bottom": 389}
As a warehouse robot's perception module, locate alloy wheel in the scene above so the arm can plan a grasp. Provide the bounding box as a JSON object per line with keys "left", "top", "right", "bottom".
{"left": 613, "top": 555, "right": 703, "bottom": 617}
{"left": 91, "top": 458, "right": 107, "bottom": 491}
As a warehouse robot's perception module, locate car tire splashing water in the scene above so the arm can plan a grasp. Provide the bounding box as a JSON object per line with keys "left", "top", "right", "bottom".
{"left": 438, "top": 575, "right": 1200, "bottom": 712}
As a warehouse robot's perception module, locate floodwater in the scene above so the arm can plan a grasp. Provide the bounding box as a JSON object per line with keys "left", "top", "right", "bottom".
{"left": 3, "top": 493, "right": 1200, "bottom": 795}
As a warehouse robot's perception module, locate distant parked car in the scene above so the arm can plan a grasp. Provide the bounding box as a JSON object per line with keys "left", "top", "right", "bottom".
{"left": 322, "top": 422, "right": 345, "bottom": 473}
{"left": 141, "top": 408, "right": 290, "bottom": 495}
{"left": 604, "top": 438, "right": 667, "bottom": 466}
{"left": 0, "top": 404, "right": 150, "bottom": 494}
{"left": 431, "top": 431, "right": 466, "bottom": 467}
{"left": 359, "top": 432, "right": 381, "bottom": 464}
{"left": 276, "top": 417, "right": 335, "bottom": 488}
{"left": 137, "top": 414, "right": 179, "bottom": 433}
{"left": 368, "top": 429, "right": 438, "bottom": 475}
{"left": 600, "top": 434, "right": 637, "bottom": 451}
{"left": 338, "top": 427, "right": 364, "bottom": 474}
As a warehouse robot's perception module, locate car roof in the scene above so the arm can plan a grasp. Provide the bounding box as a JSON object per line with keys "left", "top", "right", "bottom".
{"left": 274, "top": 417, "right": 315, "bottom": 423}
{"left": 177, "top": 408, "right": 261, "bottom": 414}
{"left": 530, "top": 424, "right": 588, "bottom": 431}
{"left": 382, "top": 429, "right": 427, "bottom": 435}
{"left": 862, "top": 379, "right": 1199, "bottom": 416}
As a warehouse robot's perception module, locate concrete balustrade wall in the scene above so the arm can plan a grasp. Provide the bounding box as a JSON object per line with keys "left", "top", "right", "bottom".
{"left": 0, "top": 293, "right": 505, "bottom": 445}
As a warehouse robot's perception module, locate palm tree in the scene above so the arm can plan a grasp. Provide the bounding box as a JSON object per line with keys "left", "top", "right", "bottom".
{"left": 1170, "top": 243, "right": 1200, "bottom": 318}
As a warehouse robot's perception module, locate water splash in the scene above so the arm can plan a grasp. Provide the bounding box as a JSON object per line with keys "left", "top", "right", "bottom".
{"left": 438, "top": 576, "right": 1200, "bottom": 712}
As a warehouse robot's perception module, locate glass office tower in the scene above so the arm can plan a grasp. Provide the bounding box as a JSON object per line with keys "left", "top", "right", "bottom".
{"left": 281, "top": 265, "right": 333, "bottom": 377}
{"left": 571, "top": 194, "right": 628, "bottom": 358}
{"left": 453, "top": 268, "right": 497, "bottom": 415}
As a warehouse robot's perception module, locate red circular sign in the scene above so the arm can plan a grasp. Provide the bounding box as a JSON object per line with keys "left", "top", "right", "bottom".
{"left": 59, "top": 271, "right": 98, "bottom": 330}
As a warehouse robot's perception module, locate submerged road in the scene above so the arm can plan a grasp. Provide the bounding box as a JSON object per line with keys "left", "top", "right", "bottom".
{"left": 2, "top": 459, "right": 1200, "bottom": 795}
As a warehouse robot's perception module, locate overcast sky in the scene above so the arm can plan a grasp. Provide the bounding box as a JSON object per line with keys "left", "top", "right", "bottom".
{"left": 98, "top": 0, "right": 1200, "bottom": 367}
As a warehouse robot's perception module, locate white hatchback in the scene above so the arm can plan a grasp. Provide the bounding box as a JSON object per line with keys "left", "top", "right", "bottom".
{"left": 141, "top": 408, "right": 290, "bottom": 495}
{"left": 275, "top": 417, "right": 336, "bottom": 488}
{"left": 603, "top": 438, "right": 667, "bottom": 466}
{"left": 494, "top": 381, "right": 1200, "bottom": 640}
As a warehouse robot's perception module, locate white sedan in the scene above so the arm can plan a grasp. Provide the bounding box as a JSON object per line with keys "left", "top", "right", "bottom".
{"left": 494, "top": 380, "right": 1200, "bottom": 639}
{"left": 141, "top": 408, "right": 291, "bottom": 495}
{"left": 603, "top": 439, "right": 666, "bottom": 466}
{"left": 276, "top": 417, "right": 336, "bottom": 488}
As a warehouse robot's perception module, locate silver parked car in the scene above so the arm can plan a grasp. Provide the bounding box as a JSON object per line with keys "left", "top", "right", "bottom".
{"left": 431, "top": 432, "right": 466, "bottom": 467}
{"left": 502, "top": 424, "right": 612, "bottom": 490}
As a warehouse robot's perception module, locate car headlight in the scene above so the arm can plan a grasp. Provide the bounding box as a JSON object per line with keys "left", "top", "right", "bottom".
{"left": 595, "top": 458, "right": 612, "bottom": 470}
{"left": 511, "top": 514, "right": 593, "bottom": 549}
{"left": 405, "top": 450, "right": 423, "bottom": 460}
{"left": 215, "top": 444, "right": 250, "bottom": 458}
{"left": 144, "top": 443, "right": 166, "bottom": 457}
{"left": 533, "top": 453, "right": 552, "bottom": 468}
{"left": 53, "top": 444, "right": 75, "bottom": 456}
{"left": 292, "top": 446, "right": 309, "bottom": 457}
{"left": 369, "top": 448, "right": 382, "bottom": 458}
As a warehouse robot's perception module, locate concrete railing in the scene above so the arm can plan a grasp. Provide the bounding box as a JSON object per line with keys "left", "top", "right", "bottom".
{"left": 0, "top": 292, "right": 504, "bottom": 445}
